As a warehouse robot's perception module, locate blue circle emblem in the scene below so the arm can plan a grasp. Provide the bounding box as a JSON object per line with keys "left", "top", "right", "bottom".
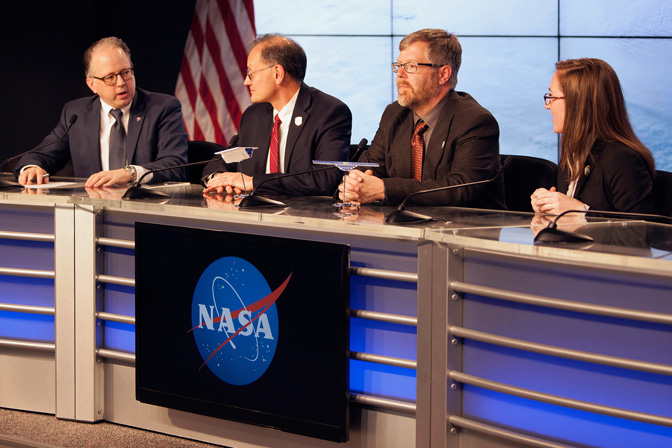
{"left": 191, "top": 257, "right": 279, "bottom": 385}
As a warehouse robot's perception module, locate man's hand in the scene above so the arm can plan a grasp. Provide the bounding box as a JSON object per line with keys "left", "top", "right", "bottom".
{"left": 85, "top": 168, "right": 133, "bottom": 188}
{"left": 203, "top": 172, "right": 253, "bottom": 195}
{"left": 18, "top": 167, "right": 49, "bottom": 185}
{"left": 338, "top": 169, "right": 385, "bottom": 205}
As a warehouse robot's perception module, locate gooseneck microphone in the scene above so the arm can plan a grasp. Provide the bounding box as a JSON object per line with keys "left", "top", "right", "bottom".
{"left": 385, "top": 162, "right": 507, "bottom": 224}
{"left": 0, "top": 114, "right": 78, "bottom": 186}
{"left": 349, "top": 138, "right": 369, "bottom": 163}
{"left": 237, "top": 165, "right": 338, "bottom": 208}
{"left": 121, "top": 137, "right": 235, "bottom": 200}
{"left": 237, "top": 138, "right": 369, "bottom": 209}
{"left": 533, "top": 208, "right": 672, "bottom": 244}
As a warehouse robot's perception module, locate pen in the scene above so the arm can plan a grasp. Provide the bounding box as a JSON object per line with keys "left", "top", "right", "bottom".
{"left": 27, "top": 173, "right": 50, "bottom": 183}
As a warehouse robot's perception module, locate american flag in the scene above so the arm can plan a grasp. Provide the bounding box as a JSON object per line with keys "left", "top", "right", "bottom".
{"left": 175, "top": 0, "right": 256, "bottom": 146}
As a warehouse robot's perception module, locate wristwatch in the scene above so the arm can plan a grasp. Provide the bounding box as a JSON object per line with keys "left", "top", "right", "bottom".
{"left": 124, "top": 165, "right": 137, "bottom": 183}
{"left": 202, "top": 171, "right": 222, "bottom": 187}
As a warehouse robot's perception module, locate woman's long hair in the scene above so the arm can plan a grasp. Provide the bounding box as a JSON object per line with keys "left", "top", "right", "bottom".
{"left": 556, "top": 58, "right": 654, "bottom": 181}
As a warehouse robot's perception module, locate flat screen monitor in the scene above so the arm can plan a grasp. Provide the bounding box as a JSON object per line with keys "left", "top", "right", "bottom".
{"left": 135, "top": 222, "right": 350, "bottom": 442}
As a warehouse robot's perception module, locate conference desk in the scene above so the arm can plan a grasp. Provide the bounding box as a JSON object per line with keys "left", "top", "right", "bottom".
{"left": 1, "top": 177, "right": 671, "bottom": 448}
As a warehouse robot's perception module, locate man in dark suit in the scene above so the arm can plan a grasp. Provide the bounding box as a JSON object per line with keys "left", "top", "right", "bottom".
{"left": 201, "top": 34, "right": 352, "bottom": 196}
{"left": 16, "top": 37, "right": 188, "bottom": 187}
{"left": 340, "top": 29, "right": 505, "bottom": 209}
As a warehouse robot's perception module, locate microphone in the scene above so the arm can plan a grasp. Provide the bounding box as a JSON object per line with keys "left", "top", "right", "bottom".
{"left": 224, "top": 134, "right": 238, "bottom": 151}
{"left": 121, "top": 137, "right": 234, "bottom": 200}
{"left": 237, "top": 138, "right": 369, "bottom": 209}
{"left": 349, "top": 138, "right": 369, "bottom": 163}
{"left": 237, "top": 165, "right": 337, "bottom": 208}
{"left": 1, "top": 114, "right": 78, "bottom": 186}
{"left": 533, "top": 208, "right": 672, "bottom": 244}
{"left": 385, "top": 162, "right": 507, "bottom": 224}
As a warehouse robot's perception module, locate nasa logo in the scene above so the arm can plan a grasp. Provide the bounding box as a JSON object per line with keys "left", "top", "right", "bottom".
{"left": 189, "top": 257, "right": 290, "bottom": 385}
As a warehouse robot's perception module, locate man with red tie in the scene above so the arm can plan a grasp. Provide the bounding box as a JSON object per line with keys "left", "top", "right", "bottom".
{"left": 339, "top": 29, "right": 505, "bottom": 209}
{"left": 202, "top": 34, "right": 352, "bottom": 197}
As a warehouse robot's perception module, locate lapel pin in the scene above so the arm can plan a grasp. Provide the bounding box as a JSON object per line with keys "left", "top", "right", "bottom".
{"left": 136, "top": 116, "right": 142, "bottom": 121}
{"left": 584, "top": 165, "right": 590, "bottom": 176}
{"left": 294, "top": 116, "right": 303, "bottom": 126}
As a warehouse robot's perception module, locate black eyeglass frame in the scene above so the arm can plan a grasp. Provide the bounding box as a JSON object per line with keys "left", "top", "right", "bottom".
{"left": 90, "top": 68, "right": 135, "bottom": 86}
{"left": 392, "top": 62, "right": 442, "bottom": 73}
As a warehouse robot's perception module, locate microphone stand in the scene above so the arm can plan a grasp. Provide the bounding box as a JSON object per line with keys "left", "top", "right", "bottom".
{"left": 349, "top": 138, "right": 369, "bottom": 163}
{"left": 385, "top": 172, "right": 504, "bottom": 225}
{"left": 238, "top": 139, "right": 369, "bottom": 210}
{"left": 121, "top": 158, "right": 220, "bottom": 200}
{"left": 122, "top": 137, "right": 235, "bottom": 200}
{"left": 533, "top": 208, "right": 672, "bottom": 244}
{"left": 237, "top": 165, "right": 337, "bottom": 209}
{"left": 533, "top": 209, "right": 595, "bottom": 244}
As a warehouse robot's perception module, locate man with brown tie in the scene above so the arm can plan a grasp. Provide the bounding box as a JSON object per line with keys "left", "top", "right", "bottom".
{"left": 339, "top": 29, "right": 505, "bottom": 209}
{"left": 201, "top": 34, "right": 352, "bottom": 197}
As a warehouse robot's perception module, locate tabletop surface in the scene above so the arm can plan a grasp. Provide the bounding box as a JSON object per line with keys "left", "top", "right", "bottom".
{"left": 2, "top": 174, "right": 671, "bottom": 274}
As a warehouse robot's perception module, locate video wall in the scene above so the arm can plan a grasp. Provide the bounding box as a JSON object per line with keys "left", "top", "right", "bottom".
{"left": 255, "top": 0, "right": 672, "bottom": 171}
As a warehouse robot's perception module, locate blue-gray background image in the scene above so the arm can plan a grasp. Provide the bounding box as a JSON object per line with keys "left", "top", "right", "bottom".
{"left": 255, "top": 0, "right": 672, "bottom": 171}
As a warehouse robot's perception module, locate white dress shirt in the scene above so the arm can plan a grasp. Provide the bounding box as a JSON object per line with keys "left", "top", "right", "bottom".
{"left": 266, "top": 89, "right": 300, "bottom": 174}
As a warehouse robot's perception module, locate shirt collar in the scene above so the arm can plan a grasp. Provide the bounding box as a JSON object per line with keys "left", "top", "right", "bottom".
{"left": 274, "top": 88, "right": 300, "bottom": 125}
{"left": 413, "top": 93, "right": 449, "bottom": 129}
{"left": 100, "top": 98, "right": 133, "bottom": 121}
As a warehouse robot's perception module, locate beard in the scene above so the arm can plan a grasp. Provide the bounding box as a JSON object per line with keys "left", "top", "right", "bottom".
{"left": 397, "top": 78, "right": 441, "bottom": 109}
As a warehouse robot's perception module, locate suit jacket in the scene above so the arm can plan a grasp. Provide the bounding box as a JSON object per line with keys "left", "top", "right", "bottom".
{"left": 359, "top": 89, "right": 505, "bottom": 208}
{"left": 15, "top": 88, "right": 188, "bottom": 182}
{"left": 558, "top": 140, "right": 654, "bottom": 214}
{"left": 201, "top": 83, "right": 352, "bottom": 196}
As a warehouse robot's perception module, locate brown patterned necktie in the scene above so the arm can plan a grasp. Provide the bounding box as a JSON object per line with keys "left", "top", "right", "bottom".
{"left": 411, "top": 119, "right": 428, "bottom": 181}
{"left": 269, "top": 114, "right": 282, "bottom": 173}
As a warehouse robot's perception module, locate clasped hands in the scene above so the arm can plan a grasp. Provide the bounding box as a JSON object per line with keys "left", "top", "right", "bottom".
{"left": 338, "top": 169, "right": 385, "bottom": 204}
{"left": 531, "top": 186, "right": 586, "bottom": 215}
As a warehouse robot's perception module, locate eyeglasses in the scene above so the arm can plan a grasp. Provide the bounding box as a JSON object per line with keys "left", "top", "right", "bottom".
{"left": 544, "top": 93, "right": 565, "bottom": 106}
{"left": 91, "top": 68, "right": 134, "bottom": 86}
{"left": 392, "top": 62, "right": 441, "bottom": 73}
{"left": 246, "top": 65, "right": 274, "bottom": 81}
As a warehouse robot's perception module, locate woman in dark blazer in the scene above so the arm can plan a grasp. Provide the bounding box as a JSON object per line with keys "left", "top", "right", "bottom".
{"left": 531, "top": 58, "right": 655, "bottom": 215}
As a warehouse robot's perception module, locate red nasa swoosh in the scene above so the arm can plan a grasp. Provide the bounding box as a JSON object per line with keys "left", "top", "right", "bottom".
{"left": 192, "top": 273, "right": 292, "bottom": 370}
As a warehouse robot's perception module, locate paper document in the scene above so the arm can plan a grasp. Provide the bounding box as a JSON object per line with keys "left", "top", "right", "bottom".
{"left": 216, "top": 146, "right": 257, "bottom": 163}
{"left": 23, "top": 182, "right": 81, "bottom": 189}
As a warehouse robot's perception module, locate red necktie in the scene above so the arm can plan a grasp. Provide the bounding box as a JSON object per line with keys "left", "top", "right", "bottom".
{"left": 269, "top": 114, "right": 282, "bottom": 173}
{"left": 411, "top": 120, "right": 428, "bottom": 181}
